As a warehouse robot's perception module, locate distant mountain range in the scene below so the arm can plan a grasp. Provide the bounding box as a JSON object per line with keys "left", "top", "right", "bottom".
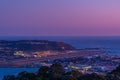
{"left": 0, "top": 40, "right": 76, "bottom": 55}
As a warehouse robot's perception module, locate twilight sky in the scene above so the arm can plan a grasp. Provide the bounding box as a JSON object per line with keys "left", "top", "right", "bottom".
{"left": 0, "top": 0, "right": 120, "bottom": 36}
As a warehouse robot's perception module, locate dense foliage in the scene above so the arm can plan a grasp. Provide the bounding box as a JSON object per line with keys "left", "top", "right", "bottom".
{"left": 3, "top": 63, "right": 120, "bottom": 80}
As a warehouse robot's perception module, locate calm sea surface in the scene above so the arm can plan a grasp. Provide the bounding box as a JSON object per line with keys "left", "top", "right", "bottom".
{"left": 0, "top": 36, "right": 120, "bottom": 79}
{"left": 0, "top": 68, "right": 38, "bottom": 80}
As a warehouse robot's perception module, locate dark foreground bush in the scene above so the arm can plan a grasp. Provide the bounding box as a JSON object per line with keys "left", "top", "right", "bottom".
{"left": 3, "top": 63, "right": 120, "bottom": 80}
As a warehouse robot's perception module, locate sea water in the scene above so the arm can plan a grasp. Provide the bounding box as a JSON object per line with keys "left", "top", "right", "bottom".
{"left": 0, "top": 68, "right": 38, "bottom": 80}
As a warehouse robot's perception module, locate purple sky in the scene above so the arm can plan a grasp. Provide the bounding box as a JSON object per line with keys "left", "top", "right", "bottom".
{"left": 0, "top": 0, "right": 120, "bottom": 36}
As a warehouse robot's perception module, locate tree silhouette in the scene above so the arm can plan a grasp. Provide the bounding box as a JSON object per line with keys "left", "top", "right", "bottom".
{"left": 65, "top": 70, "right": 83, "bottom": 78}
{"left": 61, "top": 75, "right": 77, "bottom": 80}
{"left": 37, "top": 66, "right": 50, "bottom": 78}
{"left": 17, "top": 71, "right": 36, "bottom": 80}
{"left": 106, "top": 65, "right": 120, "bottom": 80}
{"left": 3, "top": 75, "right": 16, "bottom": 80}
{"left": 50, "top": 63, "right": 65, "bottom": 80}
{"left": 78, "top": 73, "right": 106, "bottom": 80}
